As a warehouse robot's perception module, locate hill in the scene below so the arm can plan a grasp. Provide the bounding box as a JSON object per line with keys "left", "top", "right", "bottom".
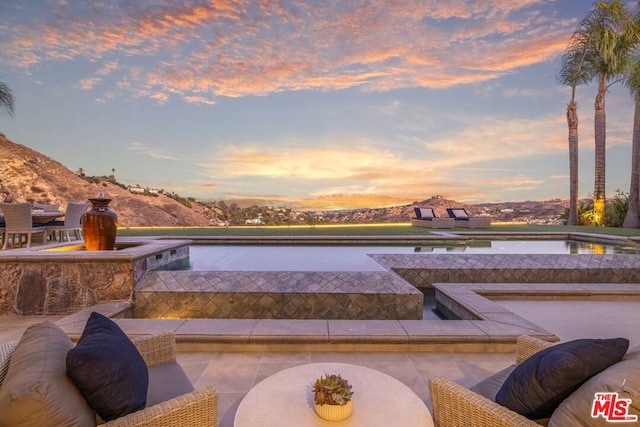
{"left": 0, "top": 135, "right": 567, "bottom": 226}
{"left": 0, "top": 135, "right": 214, "bottom": 227}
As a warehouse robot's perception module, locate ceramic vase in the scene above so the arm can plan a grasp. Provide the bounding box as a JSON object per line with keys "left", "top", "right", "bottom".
{"left": 82, "top": 198, "right": 118, "bottom": 250}
{"left": 314, "top": 400, "right": 353, "bottom": 421}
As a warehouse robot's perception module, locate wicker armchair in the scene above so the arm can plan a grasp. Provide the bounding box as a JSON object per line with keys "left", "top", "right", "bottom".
{"left": 0, "top": 333, "right": 218, "bottom": 427}
{"left": 102, "top": 332, "right": 218, "bottom": 427}
{"left": 429, "top": 336, "right": 554, "bottom": 427}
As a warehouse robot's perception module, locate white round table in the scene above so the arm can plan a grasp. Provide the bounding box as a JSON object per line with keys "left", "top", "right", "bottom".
{"left": 234, "top": 362, "right": 434, "bottom": 426}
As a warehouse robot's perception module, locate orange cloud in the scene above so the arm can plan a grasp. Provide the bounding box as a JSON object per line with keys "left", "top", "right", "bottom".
{"left": 195, "top": 183, "right": 218, "bottom": 189}
{"left": 1, "top": 1, "right": 575, "bottom": 101}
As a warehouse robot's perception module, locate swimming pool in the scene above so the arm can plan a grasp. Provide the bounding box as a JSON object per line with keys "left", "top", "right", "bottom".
{"left": 159, "top": 239, "right": 637, "bottom": 272}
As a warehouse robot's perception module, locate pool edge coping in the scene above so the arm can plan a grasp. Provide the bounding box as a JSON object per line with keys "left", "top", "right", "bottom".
{"left": 54, "top": 281, "right": 640, "bottom": 350}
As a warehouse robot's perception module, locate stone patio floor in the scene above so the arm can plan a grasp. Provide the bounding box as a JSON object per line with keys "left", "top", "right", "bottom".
{"left": 2, "top": 297, "right": 639, "bottom": 427}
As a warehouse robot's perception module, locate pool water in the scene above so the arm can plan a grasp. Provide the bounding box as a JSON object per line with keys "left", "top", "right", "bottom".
{"left": 158, "top": 240, "right": 637, "bottom": 272}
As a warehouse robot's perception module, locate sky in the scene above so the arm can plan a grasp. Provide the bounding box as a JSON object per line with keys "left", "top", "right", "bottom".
{"left": 0, "top": 0, "right": 638, "bottom": 210}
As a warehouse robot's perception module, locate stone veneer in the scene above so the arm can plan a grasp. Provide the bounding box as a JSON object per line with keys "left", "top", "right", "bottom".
{"left": 0, "top": 239, "right": 190, "bottom": 315}
{"left": 134, "top": 270, "right": 423, "bottom": 320}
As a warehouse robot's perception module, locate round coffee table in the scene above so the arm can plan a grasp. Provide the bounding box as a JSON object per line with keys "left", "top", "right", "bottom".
{"left": 234, "top": 362, "right": 434, "bottom": 426}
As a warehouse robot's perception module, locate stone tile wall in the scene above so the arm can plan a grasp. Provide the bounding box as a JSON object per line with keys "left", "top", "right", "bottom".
{"left": 133, "top": 270, "right": 424, "bottom": 320}
{"left": 371, "top": 253, "right": 640, "bottom": 288}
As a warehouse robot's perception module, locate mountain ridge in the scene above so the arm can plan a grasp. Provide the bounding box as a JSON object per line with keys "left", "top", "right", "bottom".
{"left": 0, "top": 135, "right": 567, "bottom": 226}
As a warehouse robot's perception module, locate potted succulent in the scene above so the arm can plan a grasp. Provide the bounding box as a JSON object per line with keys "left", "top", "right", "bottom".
{"left": 312, "top": 373, "right": 354, "bottom": 421}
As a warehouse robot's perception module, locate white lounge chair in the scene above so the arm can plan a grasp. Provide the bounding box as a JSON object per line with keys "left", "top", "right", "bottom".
{"left": 0, "top": 202, "right": 48, "bottom": 249}
{"left": 410, "top": 207, "right": 455, "bottom": 228}
{"left": 47, "top": 202, "right": 89, "bottom": 242}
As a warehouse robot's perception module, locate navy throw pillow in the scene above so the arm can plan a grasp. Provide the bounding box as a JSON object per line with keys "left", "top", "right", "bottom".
{"left": 66, "top": 312, "right": 149, "bottom": 421}
{"left": 414, "top": 207, "right": 422, "bottom": 218}
{"left": 495, "top": 337, "right": 629, "bottom": 420}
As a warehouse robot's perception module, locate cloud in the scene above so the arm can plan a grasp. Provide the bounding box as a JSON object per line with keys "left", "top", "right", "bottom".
{"left": 127, "top": 142, "right": 181, "bottom": 161}
{"left": 2, "top": 0, "right": 576, "bottom": 102}
{"left": 423, "top": 114, "right": 567, "bottom": 166}
{"left": 193, "top": 110, "right": 568, "bottom": 207}
{"left": 215, "top": 142, "right": 414, "bottom": 181}
{"left": 194, "top": 182, "right": 218, "bottom": 189}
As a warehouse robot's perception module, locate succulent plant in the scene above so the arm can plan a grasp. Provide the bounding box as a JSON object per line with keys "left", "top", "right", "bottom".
{"left": 312, "top": 373, "right": 354, "bottom": 405}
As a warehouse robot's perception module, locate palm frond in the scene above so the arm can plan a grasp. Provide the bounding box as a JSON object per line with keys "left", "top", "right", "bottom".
{"left": 561, "top": 0, "right": 638, "bottom": 86}
{"left": 0, "top": 81, "right": 15, "bottom": 117}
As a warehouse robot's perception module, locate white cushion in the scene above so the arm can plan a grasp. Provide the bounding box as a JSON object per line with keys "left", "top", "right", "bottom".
{"left": 452, "top": 209, "right": 468, "bottom": 219}
{"left": 549, "top": 344, "right": 640, "bottom": 426}
{"left": 0, "top": 322, "right": 96, "bottom": 427}
{"left": 419, "top": 208, "right": 435, "bottom": 219}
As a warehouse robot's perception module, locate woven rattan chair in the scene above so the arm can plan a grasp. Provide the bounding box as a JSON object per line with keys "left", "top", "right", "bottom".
{"left": 47, "top": 201, "right": 89, "bottom": 242}
{"left": 0, "top": 333, "right": 218, "bottom": 427}
{"left": 0, "top": 202, "right": 48, "bottom": 249}
{"left": 429, "top": 336, "right": 554, "bottom": 427}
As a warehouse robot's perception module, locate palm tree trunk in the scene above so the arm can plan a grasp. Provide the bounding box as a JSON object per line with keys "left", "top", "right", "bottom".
{"left": 567, "top": 99, "right": 579, "bottom": 225}
{"left": 593, "top": 75, "right": 607, "bottom": 225}
{"left": 623, "top": 97, "right": 640, "bottom": 228}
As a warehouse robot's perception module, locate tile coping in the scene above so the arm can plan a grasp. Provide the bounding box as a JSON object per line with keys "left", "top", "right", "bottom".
{"left": 51, "top": 282, "right": 640, "bottom": 351}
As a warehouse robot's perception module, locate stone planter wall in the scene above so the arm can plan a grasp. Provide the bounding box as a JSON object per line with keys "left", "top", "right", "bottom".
{"left": 0, "top": 240, "right": 190, "bottom": 315}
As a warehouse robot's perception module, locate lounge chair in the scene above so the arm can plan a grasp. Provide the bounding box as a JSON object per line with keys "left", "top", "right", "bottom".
{"left": 446, "top": 207, "right": 491, "bottom": 228}
{"left": 47, "top": 201, "right": 89, "bottom": 242}
{"left": 0, "top": 202, "right": 48, "bottom": 249}
{"left": 410, "top": 207, "right": 455, "bottom": 228}
{"left": 429, "top": 335, "right": 638, "bottom": 427}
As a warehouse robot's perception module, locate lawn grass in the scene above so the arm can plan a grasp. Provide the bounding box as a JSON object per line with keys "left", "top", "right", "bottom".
{"left": 117, "top": 222, "right": 640, "bottom": 238}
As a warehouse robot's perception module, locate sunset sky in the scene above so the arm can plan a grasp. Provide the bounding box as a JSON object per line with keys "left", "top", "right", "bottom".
{"left": 0, "top": 1, "right": 637, "bottom": 210}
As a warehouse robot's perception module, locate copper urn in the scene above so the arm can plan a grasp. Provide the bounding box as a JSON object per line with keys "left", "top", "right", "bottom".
{"left": 82, "top": 198, "right": 118, "bottom": 250}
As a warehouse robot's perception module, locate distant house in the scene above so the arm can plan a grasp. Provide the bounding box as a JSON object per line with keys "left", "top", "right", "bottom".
{"left": 129, "top": 187, "right": 145, "bottom": 194}
{"left": 128, "top": 186, "right": 161, "bottom": 195}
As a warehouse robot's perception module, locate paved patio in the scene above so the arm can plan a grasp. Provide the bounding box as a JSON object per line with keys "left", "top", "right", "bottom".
{"left": 2, "top": 297, "right": 639, "bottom": 426}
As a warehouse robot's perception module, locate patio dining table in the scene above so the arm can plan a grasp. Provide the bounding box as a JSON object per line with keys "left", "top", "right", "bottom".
{"left": 30, "top": 211, "right": 64, "bottom": 224}
{"left": 0, "top": 211, "right": 64, "bottom": 225}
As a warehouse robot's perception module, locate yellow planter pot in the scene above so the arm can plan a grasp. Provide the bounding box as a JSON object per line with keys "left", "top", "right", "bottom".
{"left": 314, "top": 400, "right": 353, "bottom": 421}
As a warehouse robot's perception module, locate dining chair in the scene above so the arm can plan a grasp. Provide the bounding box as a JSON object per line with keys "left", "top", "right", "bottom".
{"left": 32, "top": 202, "right": 61, "bottom": 212}
{"left": 46, "top": 202, "right": 89, "bottom": 242}
{"left": 0, "top": 203, "right": 48, "bottom": 250}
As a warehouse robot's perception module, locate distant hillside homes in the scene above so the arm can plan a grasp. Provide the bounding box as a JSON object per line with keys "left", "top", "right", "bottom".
{"left": 128, "top": 186, "right": 162, "bottom": 195}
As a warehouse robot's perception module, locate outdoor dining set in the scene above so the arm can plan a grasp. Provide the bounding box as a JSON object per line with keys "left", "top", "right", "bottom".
{"left": 0, "top": 201, "right": 88, "bottom": 250}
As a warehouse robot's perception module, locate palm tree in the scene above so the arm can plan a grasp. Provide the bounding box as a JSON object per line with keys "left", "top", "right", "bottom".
{"left": 580, "top": 1, "right": 637, "bottom": 225}
{"left": 623, "top": 56, "right": 640, "bottom": 228}
{"left": 559, "top": 33, "right": 592, "bottom": 225}
{"left": 0, "top": 80, "right": 15, "bottom": 117}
